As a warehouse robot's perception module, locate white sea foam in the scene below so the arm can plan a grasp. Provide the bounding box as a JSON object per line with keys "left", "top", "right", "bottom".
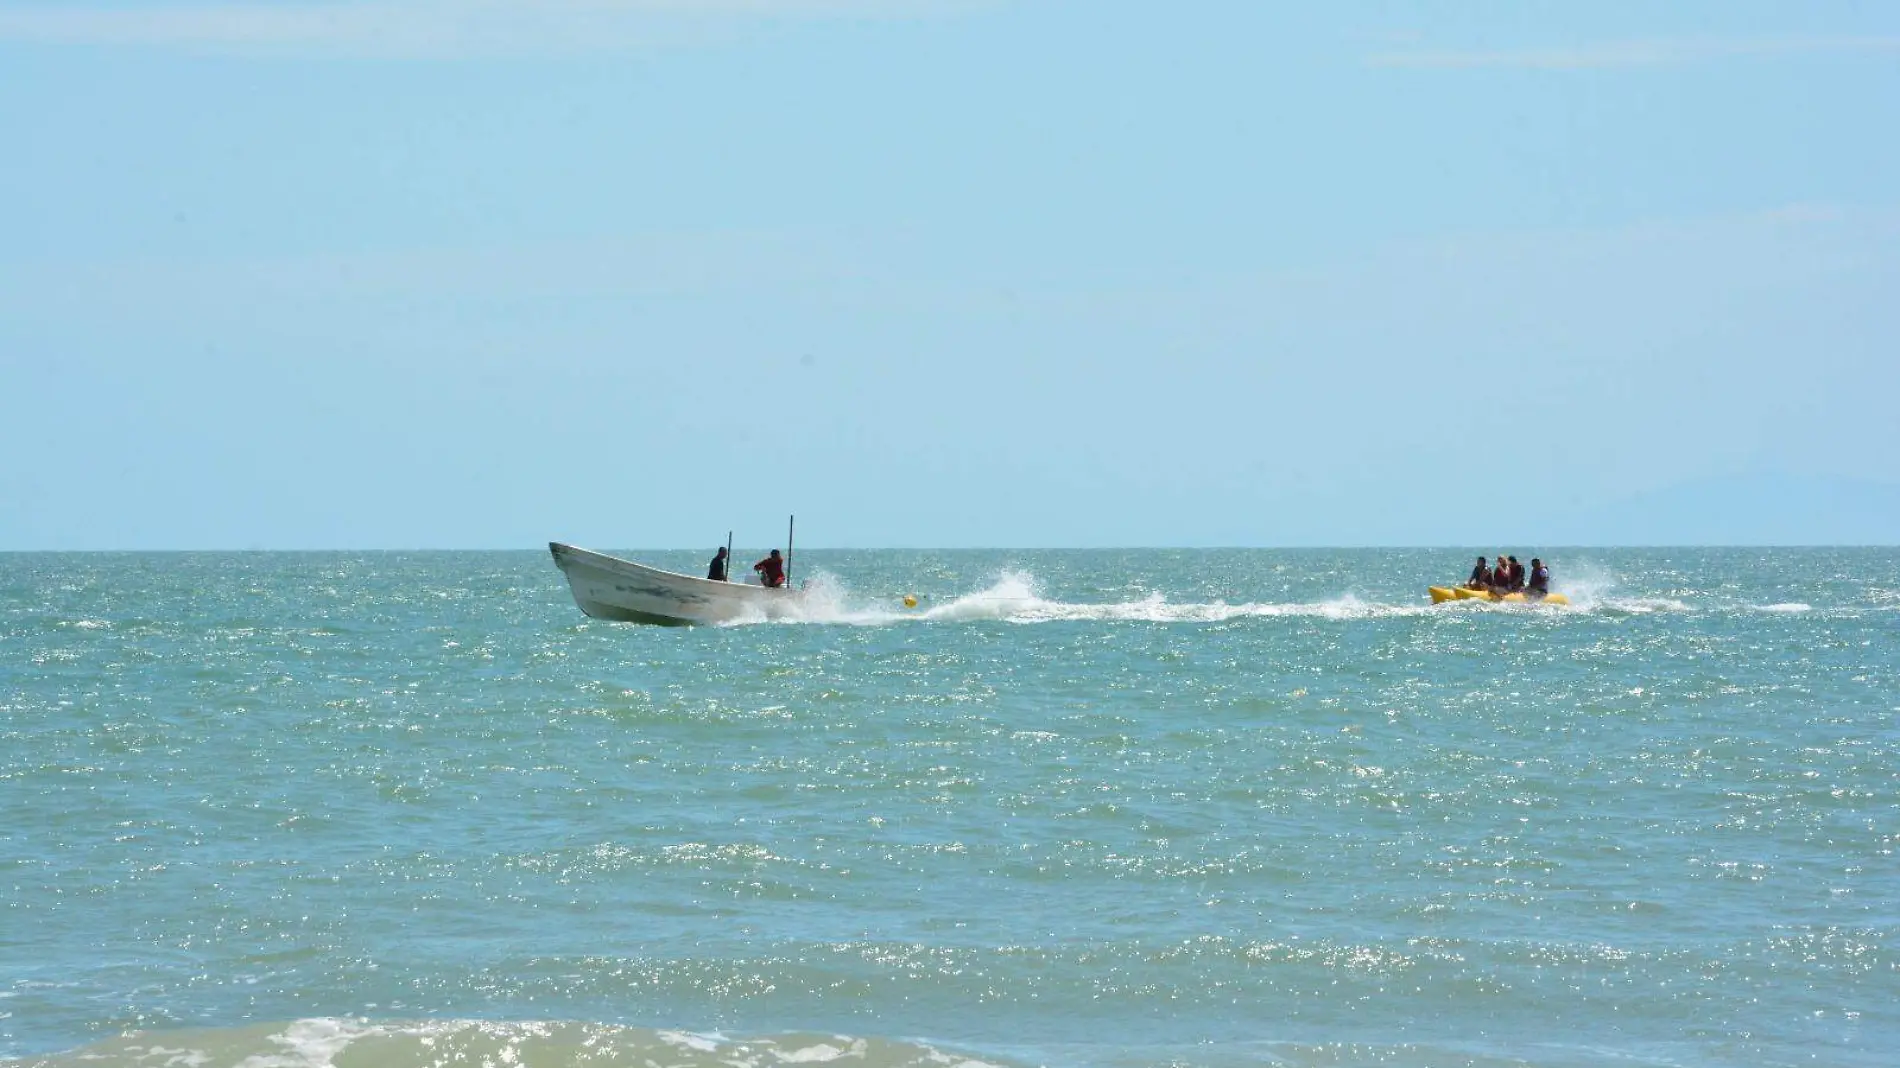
{"left": 713, "top": 564, "right": 1732, "bottom": 626}
{"left": 76, "top": 1021, "right": 1010, "bottom": 1068}
{"left": 744, "top": 570, "right": 1439, "bottom": 626}
{"left": 1542, "top": 560, "right": 1616, "bottom": 609}
{"left": 1525, "top": 562, "right": 1694, "bottom": 614}
{"left": 1754, "top": 602, "right": 1813, "bottom": 613}
{"left": 237, "top": 1018, "right": 401, "bottom": 1068}
{"left": 658, "top": 1030, "right": 723, "bottom": 1053}
{"left": 1598, "top": 596, "right": 1695, "bottom": 613}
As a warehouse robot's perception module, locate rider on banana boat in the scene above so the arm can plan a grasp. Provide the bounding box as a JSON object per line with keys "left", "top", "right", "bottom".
{"left": 1525, "top": 559, "right": 1552, "bottom": 599}
{"left": 1489, "top": 552, "right": 1514, "bottom": 595}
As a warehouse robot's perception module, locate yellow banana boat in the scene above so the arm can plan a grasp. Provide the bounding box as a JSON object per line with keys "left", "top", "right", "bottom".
{"left": 1429, "top": 586, "right": 1569, "bottom": 606}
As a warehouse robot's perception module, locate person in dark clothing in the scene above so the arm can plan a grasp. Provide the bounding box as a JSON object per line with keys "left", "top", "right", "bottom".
{"left": 707, "top": 546, "right": 729, "bottom": 582}
{"left": 754, "top": 549, "right": 786, "bottom": 588}
{"left": 1466, "top": 556, "right": 1492, "bottom": 589}
{"left": 1506, "top": 556, "right": 1526, "bottom": 591}
{"left": 1526, "top": 558, "right": 1551, "bottom": 598}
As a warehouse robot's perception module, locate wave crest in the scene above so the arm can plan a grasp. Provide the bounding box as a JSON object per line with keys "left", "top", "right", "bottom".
{"left": 23, "top": 1019, "right": 1016, "bottom": 1068}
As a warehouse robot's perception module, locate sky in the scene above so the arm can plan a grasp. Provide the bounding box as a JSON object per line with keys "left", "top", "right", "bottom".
{"left": 2, "top": 0, "right": 1896, "bottom": 549}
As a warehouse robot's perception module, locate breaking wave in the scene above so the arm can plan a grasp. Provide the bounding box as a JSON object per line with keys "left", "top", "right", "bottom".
{"left": 6, "top": 1016, "right": 1672, "bottom": 1068}
{"left": 13, "top": 1018, "right": 1016, "bottom": 1068}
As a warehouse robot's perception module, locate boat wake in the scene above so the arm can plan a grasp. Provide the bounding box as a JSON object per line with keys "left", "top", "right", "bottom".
{"left": 910, "top": 575, "right": 1437, "bottom": 624}
{"left": 727, "top": 571, "right": 1441, "bottom": 626}
{"left": 705, "top": 567, "right": 1721, "bottom": 626}
{"left": 1508, "top": 563, "right": 1694, "bottom": 614}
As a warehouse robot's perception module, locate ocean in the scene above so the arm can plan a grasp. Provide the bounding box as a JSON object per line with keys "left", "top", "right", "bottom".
{"left": 3, "top": 548, "right": 1895, "bottom": 1068}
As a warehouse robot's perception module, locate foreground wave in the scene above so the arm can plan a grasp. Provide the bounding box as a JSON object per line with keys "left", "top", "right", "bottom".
{"left": 9, "top": 1017, "right": 1700, "bottom": 1068}
{"left": 9, "top": 1020, "right": 1008, "bottom": 1068}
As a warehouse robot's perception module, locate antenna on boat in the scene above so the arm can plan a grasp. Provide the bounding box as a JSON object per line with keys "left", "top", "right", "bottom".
{"left": 725, "top": 530, "right": 733, "bottom": 581}
{"left": 786, "top": 514, "right": 795, "bottom": 588}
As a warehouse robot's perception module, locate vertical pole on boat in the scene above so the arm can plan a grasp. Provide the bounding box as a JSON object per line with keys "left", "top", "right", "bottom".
{"left": 725, "top": 530, "right": 733, "bottom": 581}
{"left": 786, "top": 514, "right": 795, "bottom": 588}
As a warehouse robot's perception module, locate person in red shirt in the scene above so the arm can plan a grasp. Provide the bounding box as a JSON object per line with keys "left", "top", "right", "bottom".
{"left": 754, "top": 549, "right": 786, "bottom": 588}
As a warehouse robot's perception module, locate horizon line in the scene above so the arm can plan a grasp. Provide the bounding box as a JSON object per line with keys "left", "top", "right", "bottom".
{"left": 4, "top": 543, "right": 1897, "bottom": 553}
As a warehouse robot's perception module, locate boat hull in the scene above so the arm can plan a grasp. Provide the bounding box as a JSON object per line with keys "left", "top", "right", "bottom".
{"left": 549, "top": 543, "right": 799, "bottom": 626}
{"left": 1429, "top": 585, "right": 1569, "bottom": 606}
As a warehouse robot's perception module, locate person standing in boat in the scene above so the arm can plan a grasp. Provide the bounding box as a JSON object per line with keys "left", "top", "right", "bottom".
{"left": 707, "top": 546, "right": 729, "bottom": 582}
{"left": 754, "top": 549, "right": 787, "bottom": 588}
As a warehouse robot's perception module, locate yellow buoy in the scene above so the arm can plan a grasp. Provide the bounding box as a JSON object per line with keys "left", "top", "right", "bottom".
{"left": 902, "top": 594, "right": 918, "bottom": 608}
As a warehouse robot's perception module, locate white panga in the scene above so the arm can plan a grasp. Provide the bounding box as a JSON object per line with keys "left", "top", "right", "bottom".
{"left": 548, "top": 542, "right": 800, "bottom": 626}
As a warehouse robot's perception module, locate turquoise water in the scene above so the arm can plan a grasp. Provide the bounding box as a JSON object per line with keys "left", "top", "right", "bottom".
{"left": 3, "top": 548, "right": 1896, "bottom": 1068}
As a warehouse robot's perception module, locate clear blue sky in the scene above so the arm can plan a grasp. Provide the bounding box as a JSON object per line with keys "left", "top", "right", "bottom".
{"left": 3, "top": 1, "right": 1896, "bottom": 549}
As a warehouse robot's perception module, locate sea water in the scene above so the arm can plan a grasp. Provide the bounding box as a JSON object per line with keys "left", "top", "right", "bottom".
{"left": 3, "top": 548, "right": 1895, "bottom": 1068}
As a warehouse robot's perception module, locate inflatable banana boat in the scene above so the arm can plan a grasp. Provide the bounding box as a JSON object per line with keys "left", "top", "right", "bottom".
{"left": 1429, "top": 586, "right": 1569, "bottom": 606}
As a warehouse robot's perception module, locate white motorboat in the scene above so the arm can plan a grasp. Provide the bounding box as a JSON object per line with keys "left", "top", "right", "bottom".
{"left": 548, "top": 542, "right": 800, "bottom": 626}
